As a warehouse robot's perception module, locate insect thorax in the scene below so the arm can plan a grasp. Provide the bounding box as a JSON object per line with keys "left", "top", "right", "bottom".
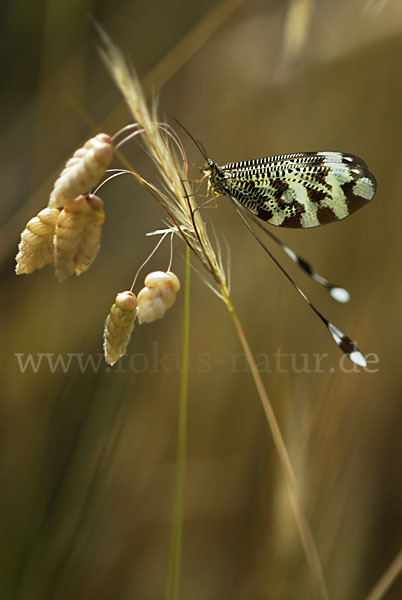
{"left": 202, "top": 159, "right": 228, "bottom": 196}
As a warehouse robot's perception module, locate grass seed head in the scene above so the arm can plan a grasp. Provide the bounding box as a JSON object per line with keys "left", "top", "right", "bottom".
{"left": 103, "top": 290, "right": 138, "bottom": 365}
{"left": 54, "top": 194, "right": 105, "bottom": 281}
{"left": 48, "top": 133, "right": 113, "bottom": 209}
{"left": 100, "top": 40, "right": 228, "bottom": 289}
{"left": 137, "top": 270, "right": 180, "bottom": 324}
{"left": 15, "top": 207, "right": 60, "bottom": 274}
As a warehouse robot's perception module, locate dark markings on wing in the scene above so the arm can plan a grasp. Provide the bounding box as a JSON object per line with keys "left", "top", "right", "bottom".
{"left": 205, "top": 151, "right": 376, "bottom": 229}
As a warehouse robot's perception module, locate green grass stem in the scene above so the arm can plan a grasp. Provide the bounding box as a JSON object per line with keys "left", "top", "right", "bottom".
{"left": 166, "top": 246, "right": 191, "bottom": 600}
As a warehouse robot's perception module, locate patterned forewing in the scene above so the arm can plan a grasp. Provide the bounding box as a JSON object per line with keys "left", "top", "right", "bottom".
{"left": 215, "top": 152, "right": 376, "bottom": 228}
{"left": 222, "top": 151, "right": 369, "bottom": 171}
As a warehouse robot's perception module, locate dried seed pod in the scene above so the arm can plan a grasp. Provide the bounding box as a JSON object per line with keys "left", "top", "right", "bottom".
{"left": 48, "top": 133, "right": 113, "bottom": 208}
{"left": 163, "top": 271, "right": 180, "bottom": 307}
{"left": 54, "top": 194, "right": 105, "bottom": 281}
{"left": 137, "top": 271, "right": 180, "bottom": 324}
{"left": 15, "top": 207, "right": 60, "bottom": 274}
{"left": 137, "top": 286, "right": 167, "bottom": 324}
{"left": 103, "top": 291, "right": 138, "bottom": 365}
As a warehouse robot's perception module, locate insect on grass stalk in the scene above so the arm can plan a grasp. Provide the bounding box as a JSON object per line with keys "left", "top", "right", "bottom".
{"left": 98, "top": 32, "right": 329, "bottom": 600}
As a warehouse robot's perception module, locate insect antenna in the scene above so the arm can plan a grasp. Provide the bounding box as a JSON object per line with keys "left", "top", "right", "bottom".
{"left": 248, "top": 213, "right": 350, "bottom": 303}
{"left": 173, "top": 117, "right": 209, "bottom": 162}
{"left": 232, "top": 200, "right": 367, "bottom": 367}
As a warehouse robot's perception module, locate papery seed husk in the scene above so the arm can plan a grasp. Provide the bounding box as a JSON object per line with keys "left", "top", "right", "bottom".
{"left": 157, "top": 283, "right": 176, "bottom": 310}
{"left": 54, "top": 194, "right": 105, "bottom": 281}
{"left": 136, "top": 271, "right": 180, "bottom": 323}
{"left": 143, "top": 271, "right": 170, "bottom": 288}
{"left": 166, "top": 271, "right": 180, "bottom": 292}
{"left": 103, "top": 291, "right": 137, "bottom": 365}
{"left": 137, "top": 286, "right": 166, "bottom": 324}
{"left": 48, "top": 133, "right": 113, "bottom": 209}
{"left": 137, "top": 291, "right": 167, "bottom": 324}
{"left": 160, "top": 272, "right": 180, "bottom": 308}
{"left": 15, "top": 207, "right": 60, "bottom": 274}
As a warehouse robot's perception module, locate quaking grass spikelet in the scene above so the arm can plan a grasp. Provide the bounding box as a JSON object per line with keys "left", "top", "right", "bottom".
{"left": 137, "top": 271, "right": 181, "bottom": 324}
{"left": 54, "top": 194, "right": 105, "bottom": 281}
{"left": 48, "top": 133, "right": 114, "bottom": 209}
{"left": 103, "top": 291, "right": 138, "bottom": 365}
{"left": 16, "top": 130, "right": 112, "bottom": 281}
{"left": 15, "top": 207, "right": 60, "bottom": 274}
{"left": 103, "top": 271, "right": 180, "bottom": 364}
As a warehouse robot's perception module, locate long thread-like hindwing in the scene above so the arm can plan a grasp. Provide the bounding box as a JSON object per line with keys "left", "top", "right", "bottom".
{"left": 205, "top": 151, "right": 376, "bottom": 228}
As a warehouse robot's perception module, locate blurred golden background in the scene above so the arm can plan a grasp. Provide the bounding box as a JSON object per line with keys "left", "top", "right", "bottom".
{"left": 2, "top": 0, "right": 402, "bottom": 598}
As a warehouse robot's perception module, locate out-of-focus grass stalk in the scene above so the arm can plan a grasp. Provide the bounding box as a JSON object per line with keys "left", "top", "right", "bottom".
{"left": 166, "top": 247, "right": 191, "bottom": 600}
{"left": 365, "top": 547, "right": 402, "bottom": 600}
{"left": 221, "top": 287, "right": 329, "bottom": 600}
